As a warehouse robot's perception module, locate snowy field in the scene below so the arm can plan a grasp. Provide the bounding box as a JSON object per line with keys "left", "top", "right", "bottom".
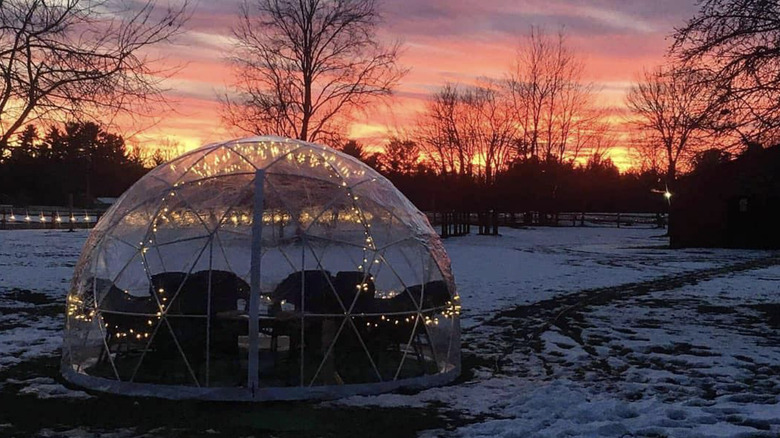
{"left": 1, "top": 227, "right": 778, "bottom": 437}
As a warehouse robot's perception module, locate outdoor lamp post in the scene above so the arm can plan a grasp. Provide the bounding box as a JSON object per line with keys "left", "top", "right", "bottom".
{"left": 663, "top": 187, "right": 672, "bottom": 236}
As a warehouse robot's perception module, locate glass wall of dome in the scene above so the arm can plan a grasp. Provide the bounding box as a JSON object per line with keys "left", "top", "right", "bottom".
{"left": 62, "top": 136, "right": 460, "bottom": 400}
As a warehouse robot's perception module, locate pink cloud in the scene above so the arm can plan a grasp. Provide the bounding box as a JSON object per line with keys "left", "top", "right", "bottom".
{"left": 126, "top": 0, "right": 698, "bottom": 171}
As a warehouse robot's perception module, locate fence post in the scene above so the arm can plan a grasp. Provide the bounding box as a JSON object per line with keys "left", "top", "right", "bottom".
{"left": 68, "top": 194, "right": 75, "bottom": 232}
{"left": 451, "top": 212, "right": 455, "bottom": 236}
{"left": 453, "top": 212, "right": 457, "bottom": 236}
{"left": 617, "top": 213, "right": 621, "bottom": 228}
{"left": 1, "top": 210, "right": 5, "bottom": 230}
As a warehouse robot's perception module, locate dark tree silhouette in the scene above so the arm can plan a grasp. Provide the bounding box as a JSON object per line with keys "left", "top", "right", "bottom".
{"left": 377, "top": 138, "right": 420, "bottom": 176}
{"left": 340, "top": 140, "right": 367, "bottom": 162}
{"left": 11, "top": 124, "right": 38, "bottom": 161}
{"left": 223, "top": 0, "right": 406, "bottom": 142}
{"left": 691, "top": 148, "right": 733, "bottom": 175}
{"left": 0, "top": 122, "right": 147, "bottom": 206}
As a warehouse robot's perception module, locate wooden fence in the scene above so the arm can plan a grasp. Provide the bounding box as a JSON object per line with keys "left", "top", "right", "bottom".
{"left": 426, "top": 211, "right": 666, "bottom": 238}
{"left": 0, "top": 205, "right": 106, "bottom": 230}
{"left": 2, "top": 205, "right": 666, "bottom": 234}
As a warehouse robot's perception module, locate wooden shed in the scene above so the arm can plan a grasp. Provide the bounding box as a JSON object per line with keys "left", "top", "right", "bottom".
{"left": 670, "top": 146, "right": 780, "bottom": 249}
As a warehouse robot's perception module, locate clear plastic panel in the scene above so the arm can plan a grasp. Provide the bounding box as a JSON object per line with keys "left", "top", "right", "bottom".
{"left": 230, "top": 139, "right": 303, "bottom": 171}
{"left": 265, "top": 145, "right": 344, "bottom": 184}
{"left": 98, "top": 175, "right": 171, "bottom": 234}
{"left": 264, "top": 174, "right": 344, "bottom": 232}
{"left": 154, "top": 146, "right": 221, "bottom": 187}
{"left": 104, "top": 195, "right": 165, "bottom": 254}
{"left": 351, "top": 180, "right": 435, "bottom": 237}
{"left": 175, "top": 144, "right": 257, "bottom": 186}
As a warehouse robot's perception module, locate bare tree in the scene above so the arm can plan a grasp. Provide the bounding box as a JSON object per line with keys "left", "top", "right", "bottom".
{"left": 416, "top": 84, "right": 464, "bottom": 177}
{"left": 673, "top": 0, "right": 780, "bottom": 145}
{"left": 508, "top": 28, "right": 596, "bottom": 163}
{"left": 223, "top": 0, "right": 406, "bottom": 143}
{"left": 416, "top": 81, "right": 517, "bottom": 185}
{"left": 0, "top": 0, "right": 188, "bottom": 159}
{"left": 461, "top": 82, "right": 516, "bottom": 185}
{"left": 625, "top": 65, "right": 727, "bottom": 184}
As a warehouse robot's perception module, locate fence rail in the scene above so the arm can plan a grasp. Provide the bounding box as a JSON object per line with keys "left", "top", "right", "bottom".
{"left": 426, "top": 211, "right": 666, "bottom": 237}
{"left": 2, "top": 206, "right": 667, "bottom": 233}
{"left": 0, "top": 205, "right": 106, "bottom": 230}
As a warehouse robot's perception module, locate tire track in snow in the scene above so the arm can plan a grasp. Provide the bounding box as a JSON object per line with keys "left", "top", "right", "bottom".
{"left": 471, "top": 254, "right": 780, "bottom": 374}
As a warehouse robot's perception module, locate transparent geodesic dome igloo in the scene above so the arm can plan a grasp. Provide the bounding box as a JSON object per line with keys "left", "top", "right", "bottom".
{"left": 62, "top": 136, "right": 460, "bottom": 400}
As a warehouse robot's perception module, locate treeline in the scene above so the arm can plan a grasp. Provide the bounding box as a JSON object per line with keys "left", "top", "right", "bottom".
{"left": 333, "top": 30, "right": 659, "bottom": 214}
{"left": 0, "top": 122, "right": 149, "bottom": 207}
{"left": 341, "top": 139, "right": 668, "bottom": 214}
{"left": 1, "top": 122, "right": 668, "bottom": 214}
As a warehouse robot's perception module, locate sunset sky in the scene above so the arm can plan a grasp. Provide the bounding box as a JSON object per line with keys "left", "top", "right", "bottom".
{"left": 135, "top": 0, "right": 700, "bottom": 170}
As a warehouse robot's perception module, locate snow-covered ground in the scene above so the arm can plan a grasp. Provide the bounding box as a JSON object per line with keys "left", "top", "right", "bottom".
{"left": 0, "top": 230, "right": 86, "bottom": 372}
{"left": 1, "top": 227, "right": 778, "bottom": 437}
{"left": 446, "top": 227, "right": 772, "bottom": 327}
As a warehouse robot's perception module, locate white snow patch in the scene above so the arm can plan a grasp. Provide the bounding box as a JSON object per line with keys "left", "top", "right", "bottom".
{"left": 8, "top": 377, "right": 92, "bottom": 399}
